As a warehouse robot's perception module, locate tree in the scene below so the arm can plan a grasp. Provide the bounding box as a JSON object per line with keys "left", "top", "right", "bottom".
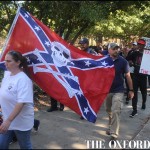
{"left": 0, "top": 1, "right": 150, "bottom": 45}
{"left": 0, "top": 1, "right": 18, "bottom": 37}
{"left": 92, "top": 1, "right": 150, "bottom": 43}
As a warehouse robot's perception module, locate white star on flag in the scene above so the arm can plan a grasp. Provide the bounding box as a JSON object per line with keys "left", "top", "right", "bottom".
{"left": 26, "top": 57, "right": 31, "bottom": 63}
{"left": 77, "top": 91, "right": 83, "bottom": 97}
{"left": 85, "top": 60, "right": 91, "bottom": 67}
{"left": 24, "top": 13, "right": 29, "bottom": 18}
{"left": 101, "top": 61, "right": 107, "bottom": 66}
{"left": 36, "top": 57, "right": 42, "bottom": 62}
{"left": 84, "top": 107, "right": 89, "bottom": 114}
{"left": 34, "top": 26, "right": 40, "bottom": 31}
{"left": 45, "top": 41, "right": 50, "bottom": 47}
{"left": 65, "top": 73, "right": 71, "bottom": 78}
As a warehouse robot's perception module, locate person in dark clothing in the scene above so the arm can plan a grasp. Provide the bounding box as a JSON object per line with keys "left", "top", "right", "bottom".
{"left": 47, "top": 97, "right": 64, "bottom": 112}
{"left": 78, "top": 38, "right": 97, "bottom": 55}
{"left": 89, "top": 40, "right": 103, "bottom": 54}
{"left": 125, "top": 42, "right": 138, "bottom": 104}
{"left": 104, "top": 42, "right": 134, "bottom": 143}
{"left": 127, "top": 39, "right": 148, "bottom": 117}
{"left": 102, "top": 44, "right": 109, "bottom": 55}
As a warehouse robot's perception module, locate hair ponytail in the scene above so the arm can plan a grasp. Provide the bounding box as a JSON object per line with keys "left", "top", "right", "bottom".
{"left": 20, "top": 56, "right": 31, "bottom": 78}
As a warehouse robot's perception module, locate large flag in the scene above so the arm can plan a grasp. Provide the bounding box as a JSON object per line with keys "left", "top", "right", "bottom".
{"left": 0, "top": 7, "right": 115, "bottom": 123}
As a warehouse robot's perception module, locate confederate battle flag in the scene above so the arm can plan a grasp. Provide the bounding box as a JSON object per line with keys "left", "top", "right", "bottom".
{"left": 0, "top": 7, "right": 115, "bottom": 123}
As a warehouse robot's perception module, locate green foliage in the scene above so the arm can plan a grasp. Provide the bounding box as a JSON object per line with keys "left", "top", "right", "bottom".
{"left": 0, "top": 1, "right": 150, "bottom": 44}
{"left": 0, "top": 1, "right": 17, "bottom": 37}
{"left": 95, "top": 2, "right": 150, "bottom": 43}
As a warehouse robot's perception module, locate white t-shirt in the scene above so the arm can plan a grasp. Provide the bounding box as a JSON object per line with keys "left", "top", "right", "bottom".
{"left": 0, "top": 71, "right": 34, "bottom": 131}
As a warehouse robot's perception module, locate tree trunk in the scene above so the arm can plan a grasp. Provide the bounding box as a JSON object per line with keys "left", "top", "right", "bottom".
{"left": 71, "top": 22, "right": 89, "bottom": 45}
{"left": 64, "top": 27, "right": 72, "bottom": 41}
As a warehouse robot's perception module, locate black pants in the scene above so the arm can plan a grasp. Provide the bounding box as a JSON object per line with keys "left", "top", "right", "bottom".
{"left": 51, "top": 97, "right": 64, "bottom": 109}
{"left": 132, "top": 74, "right": 147, "bottom": 111}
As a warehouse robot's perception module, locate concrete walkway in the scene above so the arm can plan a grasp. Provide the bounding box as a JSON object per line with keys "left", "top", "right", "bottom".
{"left": 10, "top": 89, "right": 150, "bottom": 149}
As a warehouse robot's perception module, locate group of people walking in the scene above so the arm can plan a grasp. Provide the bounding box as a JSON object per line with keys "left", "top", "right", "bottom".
{"left": 77, "top": 37, "right": 148, "bottom": 144}
{"left": 102, "top": 38, "right": 148, "bottom": 143}
{"left": 0, "top": 37, "right": 149, "bottom": 148}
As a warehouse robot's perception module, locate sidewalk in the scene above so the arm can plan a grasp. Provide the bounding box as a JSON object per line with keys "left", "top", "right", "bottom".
{"left": 10, "top": 90, "right": 150, "bottom": 149}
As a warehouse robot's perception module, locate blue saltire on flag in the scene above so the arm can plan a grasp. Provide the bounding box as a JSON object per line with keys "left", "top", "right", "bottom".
{"left": 0, "top": 7, "right": 115, "bottom": 123}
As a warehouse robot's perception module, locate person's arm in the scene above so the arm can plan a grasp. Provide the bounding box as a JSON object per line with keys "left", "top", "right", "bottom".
{"left": 0, "top": 103, "right": 24, "bottom": 133}
{"left": 125, "top": 72, "right": 134, "bottom": 99}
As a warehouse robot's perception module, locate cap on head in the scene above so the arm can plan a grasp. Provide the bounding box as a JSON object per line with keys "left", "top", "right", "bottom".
{"left": 137, "top": 39, "right": 146, "bottom": 45}
{"left": 78, "top": 38, "right": 89, "bottom": 44}
{"left": 108, "top": 43, "right": 119, "bottom": 49}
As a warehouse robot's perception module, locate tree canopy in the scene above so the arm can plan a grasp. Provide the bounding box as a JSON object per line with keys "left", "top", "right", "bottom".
{"left": 0, "top": 1, "right": 150, "bottom": 45}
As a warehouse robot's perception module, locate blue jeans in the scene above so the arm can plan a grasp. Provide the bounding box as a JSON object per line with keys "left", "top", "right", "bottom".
{"left": 0, "top": 130, "right": 32, "bottom": 149}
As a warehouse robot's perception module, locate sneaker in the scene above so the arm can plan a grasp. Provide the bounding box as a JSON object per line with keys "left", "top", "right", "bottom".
{"left": 141, "top": 103, "right": 146, "bottom": 110}
{"left": 106, "top": 129, "right": 111, "bottom": 135}
{"left": 34, "top": 120, "right": 40, "bottom": 132}
{"left": 129, "top": 111, "right": 138, "bottom": 118}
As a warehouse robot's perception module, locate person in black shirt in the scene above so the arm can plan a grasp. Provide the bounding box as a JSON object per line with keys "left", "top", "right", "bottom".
{"left": 127, "top": 39, "right": 147, "bottom": 117}
{"left": 104, "top": 42, "right": 134, "bottom": 143}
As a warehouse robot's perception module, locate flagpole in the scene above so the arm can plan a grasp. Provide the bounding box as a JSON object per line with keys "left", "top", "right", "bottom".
{"left": 0, "top": 6, "right": 21, "bottom": 60}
